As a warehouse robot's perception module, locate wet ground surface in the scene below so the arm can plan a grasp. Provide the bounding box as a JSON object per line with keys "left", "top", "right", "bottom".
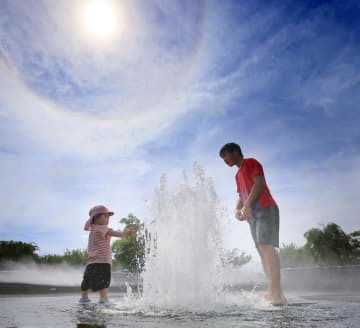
{"left": 1, "top": 291, "right": 360, "bottom": 328}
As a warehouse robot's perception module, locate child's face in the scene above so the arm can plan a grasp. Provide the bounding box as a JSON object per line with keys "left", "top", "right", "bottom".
{"left": 96, "top": 213, "right": 110, "bottom": 225}
{"left": 221, "top": 151, "right": 238, "bottom": 167}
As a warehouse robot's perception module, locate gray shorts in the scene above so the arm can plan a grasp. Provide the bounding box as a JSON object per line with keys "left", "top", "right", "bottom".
{"left": 249, "top": 205, "right": 279, "bottom": 248}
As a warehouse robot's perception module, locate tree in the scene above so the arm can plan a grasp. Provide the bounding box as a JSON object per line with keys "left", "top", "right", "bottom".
{"left": 112, "top": 214, "right": 145, "bottom": 272}
{"left": 222, "top": 248, "right": 251, "bottom": 267}
{"left": 37, "top": 254, "right": 64, "bottom": 265}
{"left": 349, "top": 230, "right": 360, "bottom": 251}
{"left": 62, "top": 249, "right": 88, "bottom": 265}
{"left": 304, "top": 223, "right": 358, "bottom": 265}
{"left": 279, "top": 243, "right": 314, "bottom": 268}
{"left": 0, "top": 240, "right": 39, "bottom": 262}
{"left": 347, "top": 230, "right": 360, "bottom": 264}
{"left": 33, "top": 249, "right": 88, "bottom": 265}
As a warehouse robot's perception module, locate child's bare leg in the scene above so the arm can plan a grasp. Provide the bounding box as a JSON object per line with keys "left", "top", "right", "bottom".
{"left": 99, "top": 288, "right": 109, "bottom": 300}
{"left": 79, "top": 289, "right": 91, "bottom": 303}
{"left": 81, "top": 290, "right": 89, "bottom": 299}
{"left": 256, "top": 247, "right": 271, "bottom": 300}
{"left": 257, "top": 244, "right": 286, "bottom": 305}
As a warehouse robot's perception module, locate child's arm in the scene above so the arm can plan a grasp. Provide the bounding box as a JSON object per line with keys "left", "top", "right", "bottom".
{"left": 106, "top": 228, "right": 137, "bottom": 238}
{"left": 84, "top": 219, "right": 92, "bottom": 231}
{"left": 242, "top": 175, "right": 265, "bottom": 220}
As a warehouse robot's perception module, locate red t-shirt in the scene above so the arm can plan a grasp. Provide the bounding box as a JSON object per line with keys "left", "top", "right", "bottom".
{"left": 235, "top": 158, "right": 276, "bottom": 209}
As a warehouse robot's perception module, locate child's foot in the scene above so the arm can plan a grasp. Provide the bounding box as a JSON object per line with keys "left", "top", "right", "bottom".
{"left": 263, "top": 291, "right": 272, "bottom": 301}
{"left": 98, "top": 298, "right": 112, "bottom": 307}
{"left": 78, "top": 297, "right": 91, "bottom": 304}
{"left": 263, "top": 290, "right": 287, "bottom": 306}
{"left": 270, "top": 294, "right": 287, "bottom": 306}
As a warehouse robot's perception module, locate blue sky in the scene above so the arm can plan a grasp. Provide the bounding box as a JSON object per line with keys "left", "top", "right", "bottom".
{"left": 0, "top": 0, "right": 359, "bottom": 260}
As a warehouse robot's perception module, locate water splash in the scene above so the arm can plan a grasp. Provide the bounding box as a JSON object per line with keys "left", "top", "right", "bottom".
{"left": 140, "top": 163, "right": 225, "bottom": 311}
{"left": 117, "top": 164, "right": 270, "bottom": 315}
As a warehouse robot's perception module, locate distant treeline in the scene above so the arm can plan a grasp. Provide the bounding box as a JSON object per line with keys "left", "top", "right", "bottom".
{"left": 0, "top": 240, "right": 88, "bottom": 265}
{"left": 279, "top": 223, "right": 360, "bottom": 267}
{"left": 1, "top": 220, "right": 359, "bottom": 270}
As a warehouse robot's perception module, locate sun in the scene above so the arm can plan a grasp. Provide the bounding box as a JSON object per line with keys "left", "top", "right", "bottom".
{"left": 82, "top": 0, "right": 120, "bottom": 39}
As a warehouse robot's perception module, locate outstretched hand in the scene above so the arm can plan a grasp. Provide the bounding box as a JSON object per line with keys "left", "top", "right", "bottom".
{"left": 124, "top": 228, "right": 137, "bottom": 237}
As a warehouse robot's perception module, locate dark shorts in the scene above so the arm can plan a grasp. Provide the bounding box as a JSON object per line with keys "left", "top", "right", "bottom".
{"left": 249, "top": 205, "right": 279, "bottom": 248}
{"left": 81, "top": 263, "right": 111, "bottom": 292}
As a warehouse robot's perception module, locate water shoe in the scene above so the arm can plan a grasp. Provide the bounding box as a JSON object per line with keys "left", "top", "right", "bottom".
{"left": 78, "top": 297, "right": 91, "bottom": 304}
{"left": 98, "top": 298, "right": 112, "bottom": 307}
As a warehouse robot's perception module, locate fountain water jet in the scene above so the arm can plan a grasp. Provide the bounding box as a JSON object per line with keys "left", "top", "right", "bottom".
{"left": 140, "top": 164, "right": 225, "bottom": 311}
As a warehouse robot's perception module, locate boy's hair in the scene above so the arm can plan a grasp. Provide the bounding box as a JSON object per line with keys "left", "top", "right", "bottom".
{"left": 219, "top": 143, "right": 243, "bottom": 158}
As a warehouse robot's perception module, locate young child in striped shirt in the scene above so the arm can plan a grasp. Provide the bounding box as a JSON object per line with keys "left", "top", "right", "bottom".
{"left": 79, "top": 205, "right": 136, "bottom": 305}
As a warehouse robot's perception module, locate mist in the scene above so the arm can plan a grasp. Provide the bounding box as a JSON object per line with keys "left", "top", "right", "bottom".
{"left": 0, "top": 260, "right": 83, "bottom": 286}
{"left": 0, "top": 259, "right": 267, "bottom": 292}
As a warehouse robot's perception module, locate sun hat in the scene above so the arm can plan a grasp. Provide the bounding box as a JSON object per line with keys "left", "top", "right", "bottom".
{"left": 84, "top": 205, "right": 114, "bottom": 231}
{"left": 89, "top": 205, "right": 114, "bottom": 220}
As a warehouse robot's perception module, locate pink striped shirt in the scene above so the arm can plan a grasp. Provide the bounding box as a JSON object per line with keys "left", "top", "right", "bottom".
{"left": 85, "top": 224, "right": 112, "bottom": 265}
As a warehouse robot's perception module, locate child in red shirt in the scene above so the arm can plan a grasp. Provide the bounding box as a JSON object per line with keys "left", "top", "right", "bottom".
{"left": 220, "top": 143, "right": 286, "bottom": 306}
